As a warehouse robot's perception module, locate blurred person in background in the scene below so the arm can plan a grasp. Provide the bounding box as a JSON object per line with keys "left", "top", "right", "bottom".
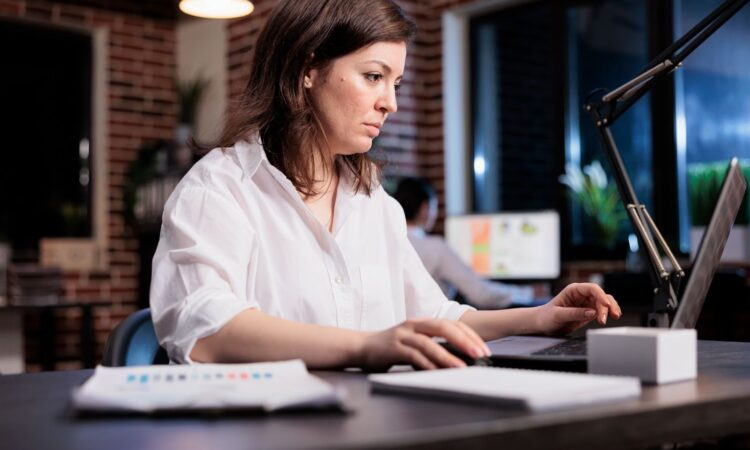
{"left": 393, "top": 177, "right": 549, "bottom": 309}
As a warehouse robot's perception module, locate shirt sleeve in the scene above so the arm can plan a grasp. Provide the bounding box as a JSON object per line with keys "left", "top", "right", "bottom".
{"left": 431, "top": 239, "right": 534, "bottom": 309}
{"left": 150, "top": 186, "right": 258, "bottom": 364}
{"left": 383, "top": 197, "right": 475, "bottom": 321}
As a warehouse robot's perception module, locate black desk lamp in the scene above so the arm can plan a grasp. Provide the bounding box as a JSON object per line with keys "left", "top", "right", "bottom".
{"left": 583, "top": 0, "right": 750, "bottom": 327}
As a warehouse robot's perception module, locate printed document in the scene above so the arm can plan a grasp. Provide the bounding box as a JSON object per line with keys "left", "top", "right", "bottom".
{"left": 72, "top": 360, "right": 345, "bottom": 413}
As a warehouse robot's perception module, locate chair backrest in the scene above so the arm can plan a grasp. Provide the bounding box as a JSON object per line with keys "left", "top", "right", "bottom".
{"left": 102, "top": 308, "right": 169, "bottom": 366}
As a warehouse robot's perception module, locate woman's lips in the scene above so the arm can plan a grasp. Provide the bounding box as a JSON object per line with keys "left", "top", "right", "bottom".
{"left": 364, "top": 123, "right": 381, "bottom": 137}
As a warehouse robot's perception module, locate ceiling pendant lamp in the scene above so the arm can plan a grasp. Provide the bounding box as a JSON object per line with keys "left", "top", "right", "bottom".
{"left": 179, "top": 0, "right": 254, "bottom": 19}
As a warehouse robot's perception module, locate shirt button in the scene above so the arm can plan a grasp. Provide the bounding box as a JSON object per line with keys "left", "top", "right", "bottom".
{"left": 334, "top": 276, "right": 344, "bottom": 285}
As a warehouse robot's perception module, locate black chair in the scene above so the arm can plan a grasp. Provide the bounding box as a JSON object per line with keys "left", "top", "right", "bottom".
{"left": 102, "top": 308, "right": 169, "bottom": 366}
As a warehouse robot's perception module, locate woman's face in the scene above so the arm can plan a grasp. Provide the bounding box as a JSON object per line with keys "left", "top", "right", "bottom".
{"left": 305, "top": 41, "right": 406, "bottom": 157}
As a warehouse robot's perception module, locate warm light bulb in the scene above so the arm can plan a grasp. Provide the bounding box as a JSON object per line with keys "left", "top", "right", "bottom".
{"left": 179, "top": 0, "right": 254, "bottom": 19}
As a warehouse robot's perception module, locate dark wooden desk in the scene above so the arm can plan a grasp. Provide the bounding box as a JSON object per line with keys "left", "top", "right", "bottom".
{"left": 1, "top": 341, "right": 750, "bottom": 450}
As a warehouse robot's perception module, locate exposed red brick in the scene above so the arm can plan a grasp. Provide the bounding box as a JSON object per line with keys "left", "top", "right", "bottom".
{"left": 0, "top": 3, "right": 21, "bottom": 15}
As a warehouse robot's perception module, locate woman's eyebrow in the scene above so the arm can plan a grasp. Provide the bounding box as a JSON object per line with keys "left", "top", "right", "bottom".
{"left": 364, "top": 59, "right": 392, "bottom": 74}
{"left": 364, "top": 60, "right": 404, "bottom": 82}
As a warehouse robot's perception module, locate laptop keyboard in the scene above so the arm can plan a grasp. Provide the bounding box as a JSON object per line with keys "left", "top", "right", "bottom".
{"left": 531, "top": 337, "right": 587, "bottom": 356}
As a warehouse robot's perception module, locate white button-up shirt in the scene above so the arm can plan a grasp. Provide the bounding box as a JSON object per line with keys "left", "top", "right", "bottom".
{"left": 150, "top": 138, "right": 473, "bottom": 363}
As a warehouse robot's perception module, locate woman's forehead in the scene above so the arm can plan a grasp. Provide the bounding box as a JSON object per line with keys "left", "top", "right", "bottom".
{"left": 341, "top": 42, "right": 407, "bottom": 73}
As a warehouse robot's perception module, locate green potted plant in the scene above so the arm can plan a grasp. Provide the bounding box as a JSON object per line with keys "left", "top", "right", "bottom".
{"left": 687, "top": 160, "right": 750, "bottom": 261}
{"left": 559, "top": 160, "right": 627, "bottom": 249}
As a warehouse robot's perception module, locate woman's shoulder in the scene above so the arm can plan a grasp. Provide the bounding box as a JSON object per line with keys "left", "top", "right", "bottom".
{"left": 164, "top": 141, "right": 259, "bottom": 211}
{"left": 366, "top": 181, "right": 399, "bottom": 212}
{"left": 180, "top": 140, "right": 258, "bottom": 191}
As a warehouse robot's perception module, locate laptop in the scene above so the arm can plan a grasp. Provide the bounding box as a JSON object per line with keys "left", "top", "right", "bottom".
{"left": 459, "top": 158, "right": 746, "bottom": 372}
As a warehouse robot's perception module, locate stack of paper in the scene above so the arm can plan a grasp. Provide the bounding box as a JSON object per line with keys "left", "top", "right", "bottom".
{"left": 72, "top": 360, "right": 344, "bottom": 413}
{"left": 369, "top": 366, "right": 641, "bottom": 412}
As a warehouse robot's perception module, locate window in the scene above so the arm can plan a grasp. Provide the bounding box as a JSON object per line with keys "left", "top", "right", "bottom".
{"left": 676, "top": 0, "right": 750, "bottom": 234}
{"left": 461, "top": 0, "right": 750, "bottom": 260}
{"left": 0, "top": 20, "right": 93, "bottom": 256}
{"left": 565, "top": 1, "right": 651, "bottom": 251}
{"left": 470, "top": 2, "right": 561, "bottom": 213}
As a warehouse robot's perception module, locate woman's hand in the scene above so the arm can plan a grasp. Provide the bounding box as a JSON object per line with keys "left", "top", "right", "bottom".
{"left": 356, "top": 318, "right": 490, "bottom": 372}
{"left": 535, "top": 283, "right": 622, "bottom": 335}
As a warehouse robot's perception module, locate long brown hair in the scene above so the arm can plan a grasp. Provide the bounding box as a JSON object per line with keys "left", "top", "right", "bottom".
{"left": 212, "top": 0, "right": 416, "bottom": 196}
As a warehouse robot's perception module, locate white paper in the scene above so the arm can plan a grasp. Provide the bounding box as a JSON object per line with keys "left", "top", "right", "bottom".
{"left": 370, "top": 366, "right": 641, "bottom": 412}
{"left": 72, "top": 360, "right": 344, "bottom": 413}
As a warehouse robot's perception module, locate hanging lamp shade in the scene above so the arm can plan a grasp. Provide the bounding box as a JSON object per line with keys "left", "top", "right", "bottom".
{"left": 179, "top": 0, "right": 254, "bottom": 19}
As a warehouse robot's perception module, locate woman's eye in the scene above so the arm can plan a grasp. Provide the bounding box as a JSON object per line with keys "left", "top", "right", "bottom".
{"left": 365, "top": 73, "right": 383, "bottom": 83}
{"left": 394, "top": 83, "right": 402, "bottom": 92}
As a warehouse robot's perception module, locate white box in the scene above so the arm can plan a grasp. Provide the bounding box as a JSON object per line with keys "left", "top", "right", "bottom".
{"left": 587, "top": 327, "right": 697, "bottom": 384}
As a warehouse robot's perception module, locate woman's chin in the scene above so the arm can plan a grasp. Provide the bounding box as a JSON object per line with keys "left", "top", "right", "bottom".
{"left": 338, "top": 140, "right": 374, "bottom": 156}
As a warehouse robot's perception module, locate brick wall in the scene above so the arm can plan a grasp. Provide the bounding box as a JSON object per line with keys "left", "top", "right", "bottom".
{"left": 0, "top": 0, "right": 177, "bottom": 370}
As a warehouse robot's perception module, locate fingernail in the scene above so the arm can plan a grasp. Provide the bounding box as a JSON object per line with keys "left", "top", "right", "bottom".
{"left": 601, "top": 314, "right": 607, "bottom": 324}
{"left": 472, "top": 346, "right": 484, "bottom": 358}
{"left": 584, "top": 309, "right": 596, "bottom": 318}
{"left": 484, "top": 345, "right": 492, "bottom": 357}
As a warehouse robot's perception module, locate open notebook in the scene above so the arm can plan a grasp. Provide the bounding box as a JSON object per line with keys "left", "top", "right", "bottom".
{"left": 369, "top": 366, "right": 640, "bottom": 412}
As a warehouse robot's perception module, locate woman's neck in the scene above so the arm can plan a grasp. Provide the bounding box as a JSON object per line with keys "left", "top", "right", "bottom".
{"left": 309, "top": 146, "right": 338, "bottom": 197}
{"left": 302, "top": 149, "right": 339, "bottom": 232}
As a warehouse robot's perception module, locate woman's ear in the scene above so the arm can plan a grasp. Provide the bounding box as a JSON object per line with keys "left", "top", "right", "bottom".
{"left": 304, "top": 67, "right": 318, "bottom": 89}
{"left": 304, "top": 53, "right": 317, "bottom": 89}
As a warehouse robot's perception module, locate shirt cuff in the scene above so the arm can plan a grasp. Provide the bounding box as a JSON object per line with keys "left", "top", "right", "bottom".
{"left": 439, "top": 300, "right": 476, "bottom": 322}
{"left": 168, "top": 291, "right": 257, "bottom": 364}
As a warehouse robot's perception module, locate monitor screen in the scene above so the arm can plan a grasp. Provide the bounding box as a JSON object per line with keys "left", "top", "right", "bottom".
{"left": 445, "top": 211, "right": 560, "bottom": 280}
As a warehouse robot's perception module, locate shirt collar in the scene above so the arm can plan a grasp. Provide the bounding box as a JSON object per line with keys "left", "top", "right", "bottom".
{"left": 232, "top": 135, "right": 375, "bottom": 236}
{"left": 233, "top": 134, "right": 266, "bottom": 179}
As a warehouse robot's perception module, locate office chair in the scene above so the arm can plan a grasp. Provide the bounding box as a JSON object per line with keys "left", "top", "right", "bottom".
{"left": 102, "top": 308, "right": 169, "bottom": 366}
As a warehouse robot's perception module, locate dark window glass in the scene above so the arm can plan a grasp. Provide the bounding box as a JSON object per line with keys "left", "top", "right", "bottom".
{"left": 0, "top": 20, "right": 92, "bottom": 255}
{"left": 565, "top": 1, "right": 651, "bottom": 249}
{"left": 470, "top": 3, "right": 561, "bottom": 213}
{"left": 675, "top": 0, "right": 750, "bottom": 237}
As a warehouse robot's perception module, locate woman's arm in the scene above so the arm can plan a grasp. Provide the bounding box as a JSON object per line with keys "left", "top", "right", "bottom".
{"left": 460, "top": 283, "right": 622, "bottom": 341}
{"left": 191, "top": 308, "right": 491, "bottom": 371}
{"left": 191, "top": 309, "right": 364, "bottom": 367}
{"left": 459, "top": 307, "right": 544, "bottom": 341}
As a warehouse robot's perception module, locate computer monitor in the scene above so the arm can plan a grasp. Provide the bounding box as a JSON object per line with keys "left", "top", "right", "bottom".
{"left": 445, "top": 211, "right": 560, "bottom": 280}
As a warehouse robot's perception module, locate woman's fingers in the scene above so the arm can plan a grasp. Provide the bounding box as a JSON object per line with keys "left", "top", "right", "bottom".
{"left": 402, "top": 333, "right": 465, "bottom": 369}
{"left": 413, "top": 319, "right": 489, "bottom": 358}
{"left": 592, "top": 291, "right": 622, "bottom": 325}
{"left": 609, "top": 294, "right": 623, "bottom": 318}
{"left": 455, "top": 320, "right": 490, "bottom": 356}
{"left": 562, "top": 283, "right": 622, "bottom": 325}
{"left": 398, "top": 343, "right": 438, "bottom": 370}
{"left": 555, "top": 306, "right": 597, "bottom": 324}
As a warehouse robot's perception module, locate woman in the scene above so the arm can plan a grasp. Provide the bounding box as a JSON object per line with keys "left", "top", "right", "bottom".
{"left": 150, "top": 0, "right": 621, "bottom": 371}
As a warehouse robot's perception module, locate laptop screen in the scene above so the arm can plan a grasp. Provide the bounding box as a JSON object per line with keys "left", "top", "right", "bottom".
{"left": 672, "top": 158, "right": 747, "bottom": 329}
